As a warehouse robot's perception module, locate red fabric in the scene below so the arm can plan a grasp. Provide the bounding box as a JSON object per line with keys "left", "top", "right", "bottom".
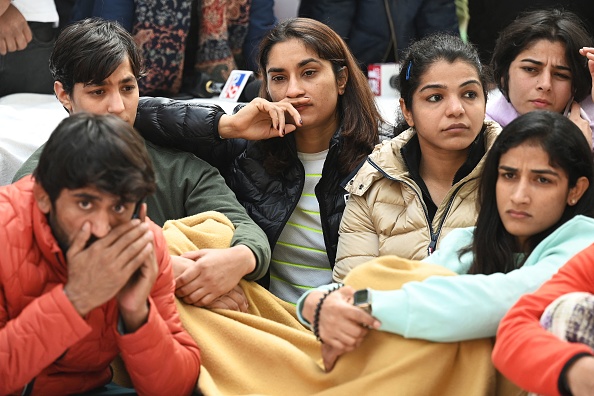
{"left": 0, "top": 177, "right": 200, "bottom": 396}
{"left": 492, "top": 243, "right": 594, "bottom": 396}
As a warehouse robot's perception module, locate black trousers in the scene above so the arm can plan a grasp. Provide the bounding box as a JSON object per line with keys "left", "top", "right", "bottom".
{"left": 0, "top": 22, "right": 56, "bottom": 97}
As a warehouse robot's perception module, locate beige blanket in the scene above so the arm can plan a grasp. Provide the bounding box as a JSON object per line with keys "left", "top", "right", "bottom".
{"left": 161, "top": 212, "right": 523, "bottom": 396}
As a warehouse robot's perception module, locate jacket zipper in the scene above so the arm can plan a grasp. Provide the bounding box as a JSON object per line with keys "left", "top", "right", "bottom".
{"left": 428, "top": 184, "right": 465, "bottom": 254}
{"left": 367, "top": 158, "right": 467, "bottom": 256}
{"left": 270, "top": 158, "right": 306, "bottom": 251}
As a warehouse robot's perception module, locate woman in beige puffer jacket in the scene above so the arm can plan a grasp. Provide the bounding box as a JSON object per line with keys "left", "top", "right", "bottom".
{"left": 333, "top": 34, "right": 502, "bottom": 281}
{"left": 334, "top": 121, "right": 500, "bottom": 281}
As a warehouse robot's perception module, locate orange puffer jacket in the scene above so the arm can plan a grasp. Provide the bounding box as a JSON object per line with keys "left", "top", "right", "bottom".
{"left": 0, "top": 177, "right": 201, "bottom": 396}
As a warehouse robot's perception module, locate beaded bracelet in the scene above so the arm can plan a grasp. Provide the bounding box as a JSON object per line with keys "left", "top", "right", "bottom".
{"left": 312, "top": 283, "right": 344, "bottom": 343}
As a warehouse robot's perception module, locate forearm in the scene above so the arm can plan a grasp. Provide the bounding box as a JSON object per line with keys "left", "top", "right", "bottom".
{"left": 227, "top": 244, "right": 257, "bottom": 278}
{"left": 493, "top": 252, "right": 594, "bottom": 394}
{"left": 119, "top": 243, "right": 200, "bottom": 395}
{"left": 231, "top": 226, "right": 270, "bottom": 281}
{"left": 135, "top": 97, "right": 233, "bottom": 166}
{"left": 296, "top": 284, "right": 340, "bottom": 326}
{"left": 119, "top": 301, "right": 150, "bottom": 333}
{"left": 117, "top": 300, "right": 200, "bottom": 396}
{"left": 373, "top": 266, "right": 553, "bottom": 342}
{"left": 493, "top": 300, "right": 594, "bottom": 395}
{"left": 0, "top": 286, "right": 91, "bottom": 394}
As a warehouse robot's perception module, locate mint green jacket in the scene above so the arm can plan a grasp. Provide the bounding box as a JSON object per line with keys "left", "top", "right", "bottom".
{"left": 298, "top": 215, "right": 594, "bottom": 341}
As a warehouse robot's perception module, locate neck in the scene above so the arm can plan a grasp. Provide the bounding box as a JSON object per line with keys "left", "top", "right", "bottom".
{"left": 418, "top": 145, "right": 469, "bottom": 183}
{"left": 294, "top": 117, "right": 338, "bottom": 153}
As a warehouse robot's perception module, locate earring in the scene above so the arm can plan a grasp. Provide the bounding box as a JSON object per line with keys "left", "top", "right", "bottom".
{"left": 570, "top": 199, "right": 577, "bottom": 205}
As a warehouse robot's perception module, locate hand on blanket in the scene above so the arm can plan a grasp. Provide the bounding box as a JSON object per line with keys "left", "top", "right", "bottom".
{"left": 172, "top": 245, "right": 256, "bottom": 306}
{"left": 0, "top": 4, "right": 32, "bottom": 55}
{"left": 317, "top": 286, "right": 380, "bottom": 371}
{"left": 204, "top": 285, "right": 249, "bottom": 312}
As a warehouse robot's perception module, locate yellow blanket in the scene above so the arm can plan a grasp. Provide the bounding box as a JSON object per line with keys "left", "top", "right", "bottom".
{"left": 162, "top": 212, "right": 523, "bottom": 396}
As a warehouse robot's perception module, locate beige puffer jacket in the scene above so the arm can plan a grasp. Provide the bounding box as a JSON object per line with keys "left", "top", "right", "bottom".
{"left": 333, "top": 121, "right": 501, "bottom": 281}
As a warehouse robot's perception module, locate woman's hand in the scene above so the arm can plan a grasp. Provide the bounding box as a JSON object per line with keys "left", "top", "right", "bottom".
{"left": 218, "top": 97, "right": 307, "bottom": 139}
{"left": 316, "top": 286, "right": 380, "bottom": 371}
{"left": 579, "top": 47, "right": 594, "bottom": 103}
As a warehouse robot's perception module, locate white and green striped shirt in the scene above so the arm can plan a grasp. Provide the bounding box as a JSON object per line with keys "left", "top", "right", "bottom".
{"left": 270, "top": 150, "right": 333, "bottom": 304}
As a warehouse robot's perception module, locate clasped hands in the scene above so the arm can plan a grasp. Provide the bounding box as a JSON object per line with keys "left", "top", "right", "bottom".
{"left": 64, "top": 216, "right": 158, "bottom": 333}
{"left": 171, "top": 247, "right": 254, "bottom": 312}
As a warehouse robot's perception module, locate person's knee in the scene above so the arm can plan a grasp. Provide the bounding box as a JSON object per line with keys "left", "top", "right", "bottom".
{"left": 540, "top": 292, "right": 594, "bottom": 347}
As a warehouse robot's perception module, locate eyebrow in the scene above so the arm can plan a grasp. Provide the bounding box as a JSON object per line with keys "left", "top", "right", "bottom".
{"left": 84, "top": 76, "right": 137, "bottom": 87}
{"left": 419, "top": 79, "right": 481, "bottom": 92}
{"left": 498, "top": 165, "right": 561, "bottom": 177}
{"left": 267, "top": 58, "right": 323, "bottom": 74}
{"left": 519, "top": 58, "right": 571, "bottom": 72}
{"left": 71, "top": 192, "right": 101, "bottom": 201}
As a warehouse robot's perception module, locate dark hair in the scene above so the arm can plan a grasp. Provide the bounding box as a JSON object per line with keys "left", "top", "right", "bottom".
{"left": 256, "top": 17, "right": 383, "bottom": 176}
{"left": 33, "top": 113, "right": 156, "bottom": 204}
{"left": 492, "top": 9, "right": 593, "bottom": 102}
{"left": 465, "top": 110, "right": 594, "bottom": 275}
{"left": 50, "top": 17, "right": 145, "bottom": 95}
{"left": 395, "top": 34, "right": 489, "bottom": 133}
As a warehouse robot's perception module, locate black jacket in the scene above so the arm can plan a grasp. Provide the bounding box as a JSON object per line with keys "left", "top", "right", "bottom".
{"left": 135, "top": 97, "right": 347, "bottom": 288}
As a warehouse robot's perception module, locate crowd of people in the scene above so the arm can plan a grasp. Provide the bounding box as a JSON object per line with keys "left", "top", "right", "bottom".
{"left": 2, "top": 2, "right": 594, "bottom": 396}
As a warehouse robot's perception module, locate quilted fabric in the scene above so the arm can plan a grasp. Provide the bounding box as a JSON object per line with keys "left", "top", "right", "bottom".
{"left": 0, "top": 177, "right": 200, "bottom": 395}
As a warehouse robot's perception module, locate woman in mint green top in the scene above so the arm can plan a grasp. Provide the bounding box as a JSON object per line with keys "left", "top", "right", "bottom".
{"left": 298, "top": 110, "right": 594, "bottom": 370}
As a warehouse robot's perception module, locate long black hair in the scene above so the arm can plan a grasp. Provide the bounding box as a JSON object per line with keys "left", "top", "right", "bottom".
{"left": 465, "top": 111, "right": 594, "bottom": 275}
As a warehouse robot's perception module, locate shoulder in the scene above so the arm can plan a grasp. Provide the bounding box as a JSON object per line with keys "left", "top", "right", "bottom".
{"left": 0, "top": 179, "right": 37, "bottom": 268}
{"left": 527, "top": 216, "right": 594, "bottom": 262}
{"left": 345, "top": 132, "right": 412, "bottom": 195}
{"left": 483, "top": 120, "right": 502, "bottom": 145}
{"left": 486, "top": 89, "right": 518, "bottom": 127}
{"left": 145, "top": 140, "right": 206, "bottom": 165}
{"left": 544, "top": 216, "right": 594, "bottom": 242}
{"left": 0, "top": 177, "right": 35, "bottom": 227}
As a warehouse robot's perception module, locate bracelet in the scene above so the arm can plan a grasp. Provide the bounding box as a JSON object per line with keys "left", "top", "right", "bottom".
{"left": 312, "top": 283, "right": 344, "bottom": 343}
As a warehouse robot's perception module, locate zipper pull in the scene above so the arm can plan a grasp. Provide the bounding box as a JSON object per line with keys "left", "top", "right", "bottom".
{"left": 427, "top": 235, "right": 438, "bottom": 256}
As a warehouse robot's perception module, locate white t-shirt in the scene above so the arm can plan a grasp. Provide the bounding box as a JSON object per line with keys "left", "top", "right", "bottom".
{"left": 269, "top": 150, "right": 333, "bottom": 304}
{"left": 12, "top": 0, "right": 59, "bottom": 24}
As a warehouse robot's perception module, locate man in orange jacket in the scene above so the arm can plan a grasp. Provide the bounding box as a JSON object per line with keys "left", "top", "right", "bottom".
{"left": 0, "top": 113, "right": 200, "bottom": 395}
